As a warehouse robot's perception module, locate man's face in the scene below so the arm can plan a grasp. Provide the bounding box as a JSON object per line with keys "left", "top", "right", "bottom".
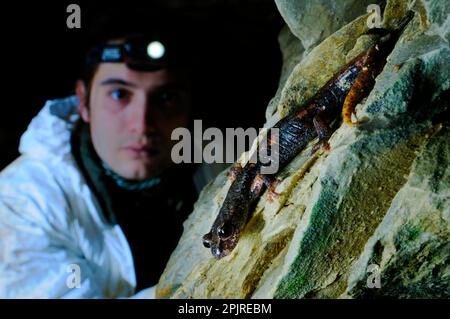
{"left": 78, "top": 63, "right": 191, "bottom": 180}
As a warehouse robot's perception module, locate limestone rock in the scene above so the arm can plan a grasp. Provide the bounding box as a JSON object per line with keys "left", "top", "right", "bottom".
{"left": 343, "top": 125, "right": 450, "bottom": 298}
{"left": 156, "top": 0, "right": 450, "bottom": 299}
{"left": 274, "top": 0, "right": 384, "bottom": 50}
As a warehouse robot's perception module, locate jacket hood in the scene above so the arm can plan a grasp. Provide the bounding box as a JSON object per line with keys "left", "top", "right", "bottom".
{"left": 19, "top": 96, "right": 80, "bottom": 159}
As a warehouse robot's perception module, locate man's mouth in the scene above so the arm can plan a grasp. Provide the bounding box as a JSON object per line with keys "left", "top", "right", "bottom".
{"left": 123, "top": 145, "right": 160, "bottom": 157}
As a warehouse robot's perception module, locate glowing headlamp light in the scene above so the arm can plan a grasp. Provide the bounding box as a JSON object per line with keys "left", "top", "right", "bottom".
{"left": 146, "top": 41, "right": 165, "bottom": 59}
{"left": 87, "top": 36, "right": 172, "bottom": 71}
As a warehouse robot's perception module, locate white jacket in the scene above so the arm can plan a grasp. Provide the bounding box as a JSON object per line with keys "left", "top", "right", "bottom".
{"left": 0, "top": 96, "right": 154, "bottom": 298}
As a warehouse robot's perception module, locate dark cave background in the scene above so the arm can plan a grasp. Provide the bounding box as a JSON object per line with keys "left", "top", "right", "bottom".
{"left": 1, "top": 0, "right": 283, "bottom": 170}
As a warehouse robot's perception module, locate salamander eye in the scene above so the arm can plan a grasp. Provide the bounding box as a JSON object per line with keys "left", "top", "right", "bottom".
{"left": 202, "top": 240, "right": 211, "bottom": 248}
{"left": 218, "top": 223, "right": 233, "bottom": 239}
{"left": 202, "top": 233, "right": 212, "bottom": 248}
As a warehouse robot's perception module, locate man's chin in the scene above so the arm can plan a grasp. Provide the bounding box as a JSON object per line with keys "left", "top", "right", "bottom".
{"left": 118, "top": 159, "right": 166, "bottom": 180}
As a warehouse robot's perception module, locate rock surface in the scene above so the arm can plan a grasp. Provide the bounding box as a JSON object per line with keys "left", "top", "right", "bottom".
{"left": 156, "top": 0, "right": 449, "bottom": 298}
{"left": 274, "top": 0, "right": 384, "bottom": 50}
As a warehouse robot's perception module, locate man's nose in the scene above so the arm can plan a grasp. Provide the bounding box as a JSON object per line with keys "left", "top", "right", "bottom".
{"left": 127, "top": 98, "right": 156, "bottom": 135}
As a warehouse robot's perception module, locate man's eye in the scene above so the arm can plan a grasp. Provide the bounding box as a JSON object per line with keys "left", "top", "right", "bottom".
{"left": 110, "top": 89, "right": 130, "bottom": 101}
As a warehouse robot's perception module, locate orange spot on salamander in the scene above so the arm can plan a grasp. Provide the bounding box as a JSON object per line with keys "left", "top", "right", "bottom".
{"left": 296, "top": 109, "right": 308, "bottom": 118}
{"left": 296, "top": 104, "right": 315, "bottom": 119}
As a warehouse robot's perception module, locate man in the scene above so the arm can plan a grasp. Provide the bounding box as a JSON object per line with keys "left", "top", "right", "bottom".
{"left": 0, "top": 10, "right": 199, "bottom": 298}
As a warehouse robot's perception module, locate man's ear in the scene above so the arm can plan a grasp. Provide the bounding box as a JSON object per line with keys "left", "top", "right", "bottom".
{"left": 76, "top": 80, "right": 90, "bottom": 123}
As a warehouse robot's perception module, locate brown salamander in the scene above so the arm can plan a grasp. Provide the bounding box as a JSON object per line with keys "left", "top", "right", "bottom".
{"left": 203, "top": 12, "right": 414, "bottom": 259}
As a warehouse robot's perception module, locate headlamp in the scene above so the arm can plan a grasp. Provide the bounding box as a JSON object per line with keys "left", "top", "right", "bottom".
{"left": 86, "top": 35, "right": 180, "bottom": 71}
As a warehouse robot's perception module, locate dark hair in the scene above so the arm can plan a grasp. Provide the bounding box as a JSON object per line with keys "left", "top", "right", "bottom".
{"left": 80, "top": 6, "right": 197, "bottom": 92}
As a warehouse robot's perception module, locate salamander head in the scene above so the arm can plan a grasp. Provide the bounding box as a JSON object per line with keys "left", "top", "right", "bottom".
{"left": 202, "top": 167, "right": 256, "bottom": 259}
{"left": 202, "top": 221, "right": 240, "bottom": 259}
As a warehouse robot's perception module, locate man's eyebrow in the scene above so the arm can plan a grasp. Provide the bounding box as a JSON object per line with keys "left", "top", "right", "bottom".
{"left": 100, "top": 78, "right": 137, "bottom": 87}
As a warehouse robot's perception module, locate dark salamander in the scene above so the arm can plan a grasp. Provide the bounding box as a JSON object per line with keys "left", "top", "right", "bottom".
{"left": 203, "top": 12, "right": 414, "bottom": 259}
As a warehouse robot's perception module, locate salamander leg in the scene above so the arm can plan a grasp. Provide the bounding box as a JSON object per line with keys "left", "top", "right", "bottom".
{"left": 311, "top": 114, "right": 332, "bottom": 155}
{"left": 342, "top": 66, "right": 373, "bottom": 126}
{"left": 267, "top": 183, "right": 282, "bottom": 203}
{"left": 259, "top": 174, "right": 281, "bottom": 203}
